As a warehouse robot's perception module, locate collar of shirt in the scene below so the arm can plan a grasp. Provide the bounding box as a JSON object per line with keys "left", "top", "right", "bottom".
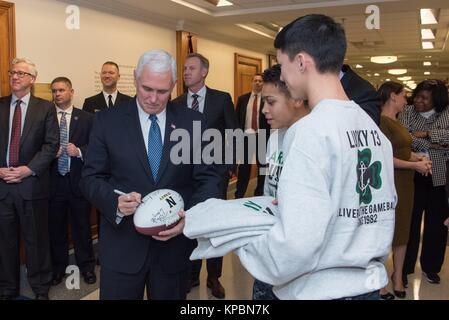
{"left": 103, "top": 90, "right": 118, "bottom": 103}
{"left": 11, "top": 92, "right": 31, "bottom": 107}
{"left": 419, "top": 109, "right": 436, "bottom": 119}
{"left": 136, "top": 99, "right": 167, "bottom": 126}
{"left": 339, "top": 70, "right": 345, "bottom": 80}
{"left": 188, "top": 85, "right": 207, "bottom": 100}
{"left": 252, "top": 91, "right": 261, "bottom": 97}
{"left": 56, "top": 105, "right": 74, "bottom": 116}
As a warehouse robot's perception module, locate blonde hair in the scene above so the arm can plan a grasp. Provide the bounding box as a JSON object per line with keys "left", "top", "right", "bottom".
{"left": 11, "top": 58, "right": 38, "bottom": 77}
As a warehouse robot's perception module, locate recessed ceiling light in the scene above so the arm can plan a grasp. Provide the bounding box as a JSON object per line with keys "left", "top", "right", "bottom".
{"left": 424, "top": 71, "right": 431, "bottom": 75}
{"left": 423, "top": 61, "right": 432, "bottom": 66}
{"left": 171, "top": 0, "right": 211, "bottom": 14}
{"left": 422, "top": 41, "right": 434, "bottom": 49}
{"left": 420, "top": 9, "right": 439, "bottom": 25}
{"left": 388, "top": 69, "right": 407, "bottom": 75}
{"left": 355, "top": 64, "right": 363, "bottom": 69}
{"left": 398, "top": 76, "right": 412, "bottom": 81}
{"left": 367, "top": 74, "right": 372, "bottom": 77}
{"left": 409, "top": 83, "right": 417, "bottom": 89}
{"left": 235, "top": 24, "right": 274, "bottom": 39}
{"left": 386, "top": 78, "right": 391, "bottom": 81}
{"left": 421, "top": 29, "right": 435, "bottom": 40}
{"left": 370, "top": 56, "right": 397, "bottom": 64}
{"left": 374, "top": 73, "right": 380, "bottom": 76}
{"left": 204, "top": 0, "right": 233, "bottom": 6}
{"left": 425, "top": 55, "right": 432, "bottom": 58}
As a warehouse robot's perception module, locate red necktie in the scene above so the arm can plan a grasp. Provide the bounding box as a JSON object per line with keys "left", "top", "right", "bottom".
{"left": 9, "top": 100, "right": 22, "bottom": 167}
{"left": 251, "top": 94, "right": 258, "bottom": 131}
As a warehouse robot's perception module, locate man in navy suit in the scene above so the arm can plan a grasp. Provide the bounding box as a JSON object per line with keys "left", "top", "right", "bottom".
{"left": 48, "top": 77, "right": 96, "bottom": 287}
{"left": 172, "top": 53, "right": 238, "bottom": 298}
{"left": 80, "top": 49, "right": 222, "bottom": 300}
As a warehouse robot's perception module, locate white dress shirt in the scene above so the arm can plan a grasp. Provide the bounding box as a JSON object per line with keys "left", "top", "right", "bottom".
{"left": 245, "top": 92, "right": 262, "bottom": 134}
{"left": 136, "top": 100, "right": 166, "bottom": 151}
{"left": 103, "top": 90, "right": 118, "bottom": 107}
{"left": 187, "top": 85, "right": 207, "bottom": 114}
{"left": 6, "top": 93, "right": 30, "bottom": 166}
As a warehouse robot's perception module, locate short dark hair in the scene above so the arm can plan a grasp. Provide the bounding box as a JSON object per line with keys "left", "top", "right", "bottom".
{"left": 103, "top": 61, "right": 120, "bottom": 72}
{"left": 51, "top": 76, "right": 72, "bottom": 88}
{"left": 253, "top": 73, "right": 263, "bottom": 80}
{"left": 262, "top": 64, "right": 290, "bottom": 97}
{"left": 412, "top": 79, "right": 448, "bottom": 113}
{"left": 186, "top": 53, "right": 209, "bottom": 70}
{"left": 274, "top": 14, "right": 347, "bottom": 74}
{"left": 378, "top": 81, "right": 404, "bottom": 106}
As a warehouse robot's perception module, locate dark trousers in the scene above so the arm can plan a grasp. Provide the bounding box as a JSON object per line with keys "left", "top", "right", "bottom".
{"left": 0, "top": 184, "right": 52, "bottom": 296}
{"left": 404, "top": 173, "right": 449, "bottom": 275}
{"left": 191, "top": 171, "right": 230, "bottom": 281}
{"left": 48, "top": 174, "right": 95, "bottom": 276}
{"left": 100, "top": 249, "right": 189, "bottom": 300}
{"left": 235, "top": 133, "right": 266, "bottom": 198}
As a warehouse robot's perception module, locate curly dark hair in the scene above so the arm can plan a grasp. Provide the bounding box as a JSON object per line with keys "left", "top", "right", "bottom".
{"left": 412, "top": 79, "right": 448, "bottom": 112}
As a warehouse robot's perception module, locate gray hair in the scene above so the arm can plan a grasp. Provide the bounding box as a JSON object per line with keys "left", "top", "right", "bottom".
{"left": 11, "top": 58, "right": 38, "bottom": 77}
{"left": 135, "top": 49, "right": 176, "bottom": 83}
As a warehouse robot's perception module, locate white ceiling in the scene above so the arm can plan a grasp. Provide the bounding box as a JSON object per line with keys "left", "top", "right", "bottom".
{"left": 59, "top": 0, "right": 449, "bottom": 87}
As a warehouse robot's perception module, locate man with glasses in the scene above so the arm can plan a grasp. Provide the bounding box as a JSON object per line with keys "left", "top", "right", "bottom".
{"left": 0, "top": 58, "right": 59, "bottom": 300}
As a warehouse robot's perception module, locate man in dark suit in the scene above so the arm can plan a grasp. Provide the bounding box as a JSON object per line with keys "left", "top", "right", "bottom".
{"left": 340, "top": 64, "right": 381, "bottom": 125}
{"left": 82, "top": 61, "right": 133, "bottom": 113}
{"left": 0, "top": 58, "right": 59, "bottom": 300}
{"left": 172, "top": 53, "right": 238, "bottom": 299}
{"left": 235, "top": 73, "right": 270, "bottom": 198}
{"left": 82, "top": 61, "right": 133, "bottom": 256}
{"left": 48, "top": 77, "right": 96, "bottom": 287}
{"left": 80, "top": 49, "right": 221, "bottom": 300}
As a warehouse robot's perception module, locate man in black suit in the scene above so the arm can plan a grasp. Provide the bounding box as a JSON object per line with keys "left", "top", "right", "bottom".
{"left": 340, "top": 64, "right": 381, "bottom": 125}
{"left": 48, "top": 77, "right": 96, "bottom": 287}
{"left": 0, "top": 58, "right": 59, "bottom": 300}
{"left": 235, "top": 73, "right": 270, "bottom": 198}
{"left": 82, "top": 61, "right": 133, "bottom": 113}
{"left": 82, "top": 61, "right": 133, "bottom": 255}
{"left": 172, "top": 53, "right": 238, "bottom": 299}
{"left": 80, "top": 49, "right": 221, "bottom": 300}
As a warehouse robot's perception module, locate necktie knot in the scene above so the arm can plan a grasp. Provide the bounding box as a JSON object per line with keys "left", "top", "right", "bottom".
{"left": 16, "top": 100, "right": 22, "bottom": 107}
{"left": 191, "top": 94, "right": 200, "bottom": 111}
{"left": 149, "top": 114, "right": 158, "bottom": 122}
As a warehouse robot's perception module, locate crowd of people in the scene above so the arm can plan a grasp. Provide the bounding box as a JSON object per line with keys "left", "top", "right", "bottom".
{"left": 0, "top": 13, "right": 448, "bottom": 301}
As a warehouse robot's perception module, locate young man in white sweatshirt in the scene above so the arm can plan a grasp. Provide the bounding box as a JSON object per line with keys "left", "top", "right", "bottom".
{"left": 236, "top": 14, "right": 397, "bottom": 300}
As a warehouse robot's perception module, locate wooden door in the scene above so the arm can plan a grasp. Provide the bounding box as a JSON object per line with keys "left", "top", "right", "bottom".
{"left": 0, "top": 0, "right": 16, "bottom": 96}
{"left": 234, "top": 54, "right": 262, "bottom": 182}
{"left": 234, "top": 54, "right": 262, "bottom": 104}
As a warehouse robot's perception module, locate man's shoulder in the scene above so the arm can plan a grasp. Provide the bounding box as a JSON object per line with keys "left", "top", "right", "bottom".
{"left": 30, "top": 95, "right": 53, "bottom": 109}
{"left": 207, "top": 87, "right": 231, "bottom": 98}
{"left": 73, "top": 107, "right": 94, "bottom": 120}
{"left": 117, "top": 91, "right": 133, "bottom": 100}
{"left": 84, "top": 92, "right": 102, "bottom": 103}
{"left": 0, "top": 95, "right": 11, "bottom": 106}
{"left": 169, "top": 102, "right": 204, "bottom": 122}
{"left": 171, "top": 93, "right": 187, "bottom": 106}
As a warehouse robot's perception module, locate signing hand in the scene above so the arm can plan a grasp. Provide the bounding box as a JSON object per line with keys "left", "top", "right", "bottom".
{"left": 152, "top": 210, "right": 186, "bottom": 241}
{"left": 117, "top": 192, "right": 142, "bottom": 216}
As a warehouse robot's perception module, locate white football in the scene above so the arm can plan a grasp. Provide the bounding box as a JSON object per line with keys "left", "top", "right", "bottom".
{"left": 133, "top": 189, "right": 184, "bottom": 236}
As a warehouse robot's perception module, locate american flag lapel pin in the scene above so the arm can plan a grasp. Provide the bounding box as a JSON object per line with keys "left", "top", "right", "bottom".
{"left": 171, "top": 123, "right": 176, "bottom": 129}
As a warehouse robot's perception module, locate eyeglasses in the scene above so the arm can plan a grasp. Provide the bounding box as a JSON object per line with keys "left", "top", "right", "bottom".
{"left": 8, "top": 70, "right": 34, "bottom": 78}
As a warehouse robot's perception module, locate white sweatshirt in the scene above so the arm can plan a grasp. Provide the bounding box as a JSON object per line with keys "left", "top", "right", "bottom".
{"left": 236, "top": 99, "right": 396, "bottom": 299}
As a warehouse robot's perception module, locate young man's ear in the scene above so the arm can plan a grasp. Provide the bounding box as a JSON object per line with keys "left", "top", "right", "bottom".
{"left": 296, "top": 54, "right": 306, "bottom": 73}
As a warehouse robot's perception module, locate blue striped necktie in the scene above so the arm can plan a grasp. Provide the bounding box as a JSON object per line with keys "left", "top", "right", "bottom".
{"left": 148, "top": 114, "right": 162, "bottom": 181}
{"left": 58, "top": 111, "right": 69, "bottom": 175}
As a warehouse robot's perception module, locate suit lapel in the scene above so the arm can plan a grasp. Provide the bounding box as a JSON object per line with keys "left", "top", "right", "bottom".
{"left": 0, "top": 97, "right": 12, "bottom": 159}
{"left": 203, "top": 87, "right": 212, "bottom": 116}
{"left": 124, "top": 101, "right": 155, "bottom": 183}
{"left": 97, "top": 93, "right": 108, "bottom": 110}
{"left": 69, "top": 108, "right": 79, "bottom": 141}
{"left": 20, "top": 95, "right": 39, "bottom": 145}
{"left": 156, "top": 103, "right": 176, "bottom": 183}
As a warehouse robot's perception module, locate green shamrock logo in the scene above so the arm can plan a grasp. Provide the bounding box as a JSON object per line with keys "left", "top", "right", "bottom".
{"left": 356, "top": 149, "right": 382, "bottom": 205}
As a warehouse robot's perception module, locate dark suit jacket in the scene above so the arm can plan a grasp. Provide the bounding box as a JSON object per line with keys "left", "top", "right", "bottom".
{"left": 49, "top": 107, "right": 93, "bottom": 198}
{"left": 0, "top": 95, "right": 60, "bottom": 200}
{"left": 80, "top": 98, "right": 222, "bottom": 274}
{"left": 82, "top": 91, "right": 133, "bottom": 114}
{"left": 172, "top": 87, "right": 238, "bottom": 172}
{"left": 341, "top": 64, "right": 381, "bottom": 125}
{"left": 235, "top": 92, "right": 269, "bottom": 131}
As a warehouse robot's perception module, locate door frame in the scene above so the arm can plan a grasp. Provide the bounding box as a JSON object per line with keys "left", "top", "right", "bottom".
{"left": 233, "top": 53, "right": 262, "bottom": 103}
{"left": 0, "top": 0, "right": 16, "bottom": 96}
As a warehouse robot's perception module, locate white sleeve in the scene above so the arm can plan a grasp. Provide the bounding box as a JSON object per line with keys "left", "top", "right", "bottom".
{"left": 237, "top": 141, "right": 333, "bottom": 286}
